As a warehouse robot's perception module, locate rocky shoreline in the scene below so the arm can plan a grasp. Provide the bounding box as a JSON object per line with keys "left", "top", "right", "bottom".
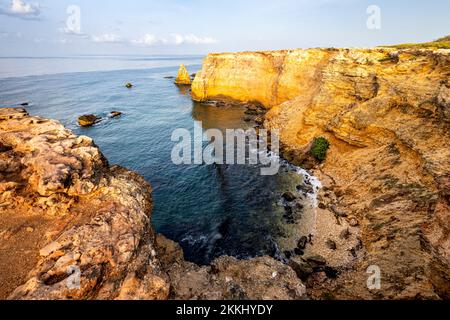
{"left": 0, "top": 108, "right": 305, "bottom": 300}
{"left": 192, "top": 48, "right": 450, "bottom": 299}
{"left": 1, "top": 46, "right": 449, "bottom": 300}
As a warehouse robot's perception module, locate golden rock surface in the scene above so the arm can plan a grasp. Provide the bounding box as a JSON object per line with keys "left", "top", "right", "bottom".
{"left": 175, "top": 64, "right": 191, "bottom": 85}
{"left": 192, "top": 48, "right": 450, "bottom": 299}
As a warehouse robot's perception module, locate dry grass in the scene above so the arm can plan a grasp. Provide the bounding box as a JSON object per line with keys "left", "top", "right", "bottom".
{"left": 382, "top": 35, "right": 450, "bottom": 49}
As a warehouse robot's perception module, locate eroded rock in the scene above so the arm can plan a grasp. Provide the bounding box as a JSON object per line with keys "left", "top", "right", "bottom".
{"left": 175, "top": 64, "right": 191, "bottom": 85}
{"left": 0, "top": 109, "right": 306, "bottom": 300}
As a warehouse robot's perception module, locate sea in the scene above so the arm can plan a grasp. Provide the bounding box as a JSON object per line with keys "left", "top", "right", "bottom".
{"left": 0, "top": 55, "right": 318, "bottom": 265}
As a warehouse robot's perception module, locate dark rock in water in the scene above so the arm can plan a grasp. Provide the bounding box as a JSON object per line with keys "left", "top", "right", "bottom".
{"left": 284, "top": 250, "right": 293, "bottom": 260}
{"left": 78, "top": 115, "right": 100, "bottom": 127}
{"left": 297, "top": 184, "right": 314, "bottom": 194}
{"left": 326, "top": 240, "right": 337, "bottom": 251}
{"left": 20, "top": 102, "right": 29, "bottom": 106}
{"left": 110, "top": 111, "right": 122, "bottom": 118}
{"left": 283, "top": 206, "right": 295, "bottom": 224}
{"left": 306, "top": 255, "right": 327, "bottom": 267}
{"left": 164, "top": 76, "right": 175, "bottom": 79}
{"left": 218, "top": 217, "right": 232, "bottom": 238}
{"left": 297, "top": 236, "right": 308, "bottom": 250}
{"left": 284, "top": 206, "right": 293, "bottom": 215}
{"left": 125, "top": 82, "right": 133, "bottom": 89}
{"left": 292, "top": 202, "right": 304, "bottom": 211}
{"left": 289, "top": 257, "right": 314, "bottom": 281}
{"left": 282, "top": 192, "right": 297, "bottom": 202}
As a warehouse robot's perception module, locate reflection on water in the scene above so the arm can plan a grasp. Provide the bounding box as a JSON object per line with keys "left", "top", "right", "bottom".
{"left": 192, "top": 101, "right": 251, "bottom": 130}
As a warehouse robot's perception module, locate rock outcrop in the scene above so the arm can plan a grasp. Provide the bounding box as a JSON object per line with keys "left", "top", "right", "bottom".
{"left": 175, "top": 64, "right": 191, "bottom": 85}
{"left": 77, "top": 114, "right": 100, "bottom": 127}
{"left": 0, "top": 108, "right": 305, "bottom": 300}
{"left": 0, "top": 108, "right": 169, "bottom": 300}
{"left": 192, "top": 48, "right": 450, "bottom": 299}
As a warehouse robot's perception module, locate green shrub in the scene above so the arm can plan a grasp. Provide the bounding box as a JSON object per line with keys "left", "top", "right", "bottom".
{"left": 310, "top": 137, "right": 330, "bottom": 162}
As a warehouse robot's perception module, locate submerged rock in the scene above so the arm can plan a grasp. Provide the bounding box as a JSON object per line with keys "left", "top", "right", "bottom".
{"left": 282, "top": 191, "right": 297, "bottom": 202}
{"left": 77, "top": 114, "right": 100, "bottom": 127}
{"left": 175, "top": 64, "right": 191, "bottom": 85}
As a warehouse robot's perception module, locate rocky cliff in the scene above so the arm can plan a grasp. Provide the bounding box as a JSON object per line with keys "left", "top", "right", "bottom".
{"left": 192, "top": 48, "right": 450, "bottom": 299}
{"left": 0, "top": 108, "right": 305, "bottom": 300}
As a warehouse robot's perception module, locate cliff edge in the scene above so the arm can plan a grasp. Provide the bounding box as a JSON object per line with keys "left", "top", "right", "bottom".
{"left": 0, "top": 108, "right": 305, "bottom": 300}
{"left": 192, "top": 48, "right": 450, "bottom": 299}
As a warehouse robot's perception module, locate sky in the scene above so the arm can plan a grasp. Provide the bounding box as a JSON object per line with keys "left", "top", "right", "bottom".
{"left": 0, "top": 0, "right": 449, "bottom": 56}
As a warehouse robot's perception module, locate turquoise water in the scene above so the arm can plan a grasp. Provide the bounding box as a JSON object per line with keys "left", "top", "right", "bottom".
{"left": 0, "top": 56, "right": 307, "bottom": 265}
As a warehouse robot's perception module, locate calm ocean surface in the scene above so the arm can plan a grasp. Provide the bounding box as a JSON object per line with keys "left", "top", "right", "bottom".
{"left": 0, "top": 55, "right": 309, "bottom": 264}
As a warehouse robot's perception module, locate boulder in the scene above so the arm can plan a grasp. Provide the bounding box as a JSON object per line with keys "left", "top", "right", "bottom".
{"left": 282, "top": 191, "right": 297, "bottom": 202}
{"left": 77, "top": 115, "right": 100, "bottom": 127}
{"left": 289, "top": 257, "right": 314, "bottom": 281}
{"left": 125, "top": 82, "right": 133, "bottom": 89}
{"left": 306, "top": 255, "right": 327, "bottom": 267}
{"left": 297, "top": 236, "right": 308, "bottom": 250}
{"left": 175, "top": 64, "right": 191, "bottom": 85}
{"left": 110, "top": 111, "right": 122, "bottom": 118}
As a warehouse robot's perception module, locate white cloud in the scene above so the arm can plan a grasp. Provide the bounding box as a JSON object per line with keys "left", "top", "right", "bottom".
{"left": 11, "top": 0, "right": 39, "bottom": 14}
{"left": 131, "top": 34, "right": 164, "bottom": 46}
{"left": 91, "top": 33, "right": 122, "bottom": 43}
{"left": 171, "top": 34, "right": 218, "bottom": 45}
{"left": 131, "top": 33, "right": 217, "bottom": 47}
{"left": 0, "top": 0, "right": 42, "bottom": 19}
{"left": 59, "top": 26, "right": 89, "bottom": 39}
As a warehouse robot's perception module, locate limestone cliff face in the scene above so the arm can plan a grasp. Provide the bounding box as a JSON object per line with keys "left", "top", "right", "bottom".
{"left": 192, "top": 48, "right": 450, "bottom": 299}
{"left": 192, "top": 50, "right": 330, "bottom": 107}
{"left": 0, "top": 108, "right": 305, "bottom": 300}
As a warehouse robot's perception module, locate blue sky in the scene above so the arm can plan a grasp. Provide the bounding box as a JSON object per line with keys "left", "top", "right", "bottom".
{"left": 0, "top": 0, "right": 449, "bottom": 56}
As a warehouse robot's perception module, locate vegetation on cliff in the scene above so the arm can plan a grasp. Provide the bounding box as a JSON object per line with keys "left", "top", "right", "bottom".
{"left": 383, "top": 35, "right": 450, "bottom": 49}
{"left": 191, "top": 46, "right": 450, "bottom": 299}
{"left": 310, "top": 137, "right": 330, "bottom": 162}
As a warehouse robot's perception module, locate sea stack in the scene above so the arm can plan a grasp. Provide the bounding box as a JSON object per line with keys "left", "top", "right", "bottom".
{"left": 175, "top": 64, "right": 191, "bottom": 85}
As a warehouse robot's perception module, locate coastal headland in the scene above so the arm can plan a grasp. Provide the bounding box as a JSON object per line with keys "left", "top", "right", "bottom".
{"left": 0, "top": 45, "right": 448, "bottom": 300}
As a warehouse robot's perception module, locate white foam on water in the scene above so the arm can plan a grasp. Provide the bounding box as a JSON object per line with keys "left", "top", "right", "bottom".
{"left": 266, "top": 151, "right": 323, "bottom": 237}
